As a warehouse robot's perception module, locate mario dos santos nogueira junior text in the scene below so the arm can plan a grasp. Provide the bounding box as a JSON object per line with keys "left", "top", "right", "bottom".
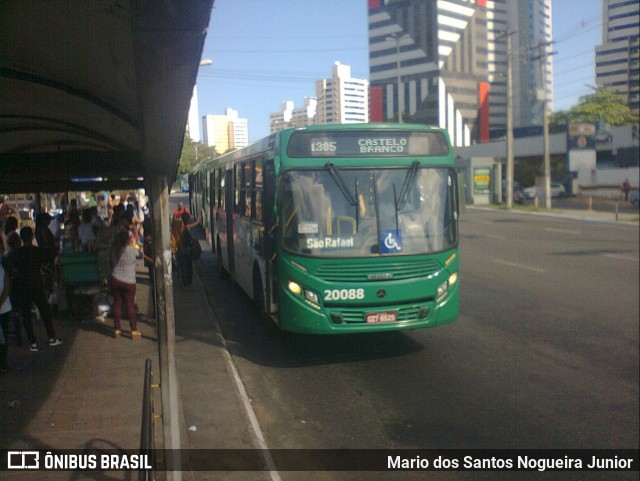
{"left": 387, "top": 454, "right": 635, "bottom": 471}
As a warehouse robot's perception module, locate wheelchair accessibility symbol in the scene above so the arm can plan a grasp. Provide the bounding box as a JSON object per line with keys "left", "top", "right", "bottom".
{"left": 381, "top": 230, "right": 403, "bottom": 253}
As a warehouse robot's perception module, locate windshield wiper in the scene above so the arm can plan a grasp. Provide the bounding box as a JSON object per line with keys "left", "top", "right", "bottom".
{"left": 326, "top": 163, "right": 357, "bottom": 206}
{"left": 396, "top": 161, "right": 419, "bottom": 211}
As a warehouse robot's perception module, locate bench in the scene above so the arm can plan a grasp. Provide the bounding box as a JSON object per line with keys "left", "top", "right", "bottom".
{"left": 59, "top": 251, "right": 102, "bottom": 318}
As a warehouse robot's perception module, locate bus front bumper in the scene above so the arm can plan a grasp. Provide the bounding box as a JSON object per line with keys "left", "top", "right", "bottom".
{"left": 278, "top": 284, "right": 459, "bottom": 335}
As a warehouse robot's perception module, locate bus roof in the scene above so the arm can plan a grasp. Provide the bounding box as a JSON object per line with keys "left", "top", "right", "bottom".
{"left": 193, "top": 123, "right": 451, "bottom": 172}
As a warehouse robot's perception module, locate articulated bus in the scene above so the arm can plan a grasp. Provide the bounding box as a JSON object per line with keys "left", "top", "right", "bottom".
{"left": 190, "top": 123, "right": 459, "bottom": 334}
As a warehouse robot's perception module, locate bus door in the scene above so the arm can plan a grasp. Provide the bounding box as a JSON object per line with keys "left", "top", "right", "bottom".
{"left": 208, "top": 170, "right": 215, "bottom": 247}
{"left": 262, "top": 161, "right": 278, "bottom": 315}
{"left": 225, "top": 168, "right": 235, "bottom": 276}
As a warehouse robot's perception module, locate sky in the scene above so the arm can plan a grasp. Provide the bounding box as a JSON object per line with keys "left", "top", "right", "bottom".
{"left": 195, "top": 0, "right": 603, "bottom": 143}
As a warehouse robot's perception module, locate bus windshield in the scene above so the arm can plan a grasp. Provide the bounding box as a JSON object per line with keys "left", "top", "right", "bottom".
{"left": 281, "top": 166, "right": 457, "bottom": 257}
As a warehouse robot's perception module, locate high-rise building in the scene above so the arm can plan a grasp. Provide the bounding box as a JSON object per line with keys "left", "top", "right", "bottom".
{"left": 486, "top": 0, "right": 553, "bottom": 133}
{"left": 595, "top": 0, "right": 639, "bottom": 115}
{"left": 202, "top": 108, "right": 249, "bottom": 154}
{"left": 315, "top": 62, "right": 369, "bottom": 125}
{"left": 368, "top": 0, "right": 489, "bottom": 146}
{"left": 202, "top": 114, "right": 229, "bottom": 153}
{"left": 227, "top": 108, "right": 249, "bottom": 149}
{"left": 269, "top": 97, "right": 317, "bottom": 133}
{"left": 186, "top": 85, "right": 201, "bottom": 142}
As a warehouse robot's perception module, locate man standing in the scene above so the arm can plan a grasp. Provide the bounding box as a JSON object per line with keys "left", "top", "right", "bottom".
{"left": 3, "top": 227, "right": 62, "bottom": 351}
{"left": 172, "top": 202, "right": 191, "bottom": 220}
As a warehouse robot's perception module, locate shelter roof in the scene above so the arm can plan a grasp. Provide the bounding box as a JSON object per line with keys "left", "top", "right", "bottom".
{"left": 0, "top": 1, "right": 214, "bottom": 194}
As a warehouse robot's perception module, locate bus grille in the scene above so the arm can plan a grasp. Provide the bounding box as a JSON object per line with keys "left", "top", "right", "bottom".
{"left": 335, "top": 305, "right": 422, "bottom": 324}
{"left": 315, "top": 260, "right": 441, "bottom": 282}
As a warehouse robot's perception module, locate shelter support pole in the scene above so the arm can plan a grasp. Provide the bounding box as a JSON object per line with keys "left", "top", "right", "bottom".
{"left": 147, "top": 175, "right": 182, "bottom": 481}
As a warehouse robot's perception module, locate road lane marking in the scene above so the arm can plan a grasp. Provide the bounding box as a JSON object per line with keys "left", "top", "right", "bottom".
{"left": 545, "top": 227, "right": 581, "bottom": 235}
{"left": 484, "top": 234, "right": 506, "bottom": 240}
{"left": 603, "top": 253, "right": 640, "bottom": 262}
{"left": 493, "top": 258, "right": 545, "bottom": 273}
{"left": 203, "top": 283, "right": 282, "bottom": 481}
{"left": 465, "top": 219, "right": 493, "bottom": 225}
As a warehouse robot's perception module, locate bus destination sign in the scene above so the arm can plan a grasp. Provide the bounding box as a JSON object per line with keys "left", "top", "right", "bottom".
{"left": 287, "top": 131, "right": 449, "bottom": 158}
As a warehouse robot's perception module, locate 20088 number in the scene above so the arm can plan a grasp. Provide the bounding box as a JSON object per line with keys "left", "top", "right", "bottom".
{"left": 324, "top": 289, "right": 365, "bottom": 301}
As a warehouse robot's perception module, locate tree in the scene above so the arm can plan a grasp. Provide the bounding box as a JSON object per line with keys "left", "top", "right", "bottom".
{"left": 550, "top": 87, "right": 639, "bottom": 128}
{"left": 178, "top": 134, "right": 218, "bottom": 174}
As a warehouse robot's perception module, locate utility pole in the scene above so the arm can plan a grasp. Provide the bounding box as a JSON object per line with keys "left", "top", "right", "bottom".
{"left": 505, "top": 29, "right": 516, "bottom": 209}
{"left": 396, "top": 37, "right": 403, "bottom": 123}
{"left": 532, "top": 42, "right": 556, "bottom": 209}
{"left": 541, "top": 51, "right": 551, "bottom": 209}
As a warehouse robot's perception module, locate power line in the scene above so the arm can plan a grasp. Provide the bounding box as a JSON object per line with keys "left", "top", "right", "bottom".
{"left": 199, "top": 69, "right": 320, "bottom": 80}
{"left": 553, "top": 14, "right": 602, "bottom": 44}
{"left": 207, "top": 46, "right": 366, "bottom": 54}
{"left": 555, "top": 64, "right": 593, "bottom": 78}
{"left": 210, "top": 34, "right": 364, "bottom": 41}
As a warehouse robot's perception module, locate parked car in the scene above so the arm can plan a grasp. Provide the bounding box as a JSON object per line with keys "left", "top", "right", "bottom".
{"left": 522, "top": 182, "right": 566, "bottom": 199}
{"left": 630, "top": 190, "right": 639, "bottom": 208}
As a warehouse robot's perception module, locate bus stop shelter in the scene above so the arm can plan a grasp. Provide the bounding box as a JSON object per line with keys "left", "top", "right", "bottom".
{"left": 0, "top": 2, "right": 215, "bottom": 477}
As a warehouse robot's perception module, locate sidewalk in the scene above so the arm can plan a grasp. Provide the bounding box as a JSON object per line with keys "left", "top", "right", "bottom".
{"left": 465, "top": 203, "right": 639, "bottom": 225}
{"left": 0, "top": 246, "right": 262, "bottom": 480}
{"left": 0, "top": 266, "right": 161, "bottom": 480}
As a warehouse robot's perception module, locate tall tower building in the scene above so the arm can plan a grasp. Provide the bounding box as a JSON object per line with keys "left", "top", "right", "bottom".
{"left": 186, "top": 85, "right": 201, "bottom": 142}
{"left": 368, "top": 0, "right": 489, "bottom": 146}
{"left": 202, "top": 114, "right": 230, "bottom": 153}
{"left": 595, "top": 0, "right": 639, "bottom": 115}
{"left": 226, "top": 108, "right": 249, "bottom": 149}
{"left": 487, "top": 0, "right": 553, "bottom": 133}
{"left": 315, "top": 62, "right": 369, "bottom": 125}
{"left": 202, "top": 108, "right": 249, "bottom": 153}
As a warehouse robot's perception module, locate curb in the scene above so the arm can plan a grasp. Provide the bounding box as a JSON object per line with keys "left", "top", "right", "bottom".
{"left": 464, "top": 205, "right": 639, "bottom": 226}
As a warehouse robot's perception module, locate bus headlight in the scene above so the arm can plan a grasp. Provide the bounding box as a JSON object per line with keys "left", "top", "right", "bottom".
{"left": 437, "top": 281, "right": 448, "bottom": 300}
{"left": 304, "top": 290, "right": 319, "bottom": 305}
{"left": 437, "top": 272, "right": 458, "bottom": 301}
{"left": 287, "top": 281, "right": 302, "bottom": 295}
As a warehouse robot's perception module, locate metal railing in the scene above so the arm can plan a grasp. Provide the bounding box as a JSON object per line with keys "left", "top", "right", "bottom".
{"left": 139, "top": 358, "right": 156, "bottom": 481}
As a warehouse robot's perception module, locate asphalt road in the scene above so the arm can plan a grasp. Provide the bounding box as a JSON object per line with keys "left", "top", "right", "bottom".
{"left": 175, "top": 194, "right": 639, "bottom": 481}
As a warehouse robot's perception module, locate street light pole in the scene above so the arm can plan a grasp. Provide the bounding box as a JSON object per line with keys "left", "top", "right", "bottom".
{"left": 386, "top": 33, "right": 407, "bottom": 123}
{"left": 395, "top": 37, "right": 403, "bottom": 123}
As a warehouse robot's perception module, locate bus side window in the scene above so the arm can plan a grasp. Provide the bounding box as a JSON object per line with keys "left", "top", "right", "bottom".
{"left": 254, "top": 159, "right": 263, "bottom": 221}
{"left": 243, "top": 161, "right": 252, "bottom": 217}
{"left": 218, "top": 168, "right": 225, "bottom": 210}
{"left": 234, "top": 165, "right": 240, "bottom": 214}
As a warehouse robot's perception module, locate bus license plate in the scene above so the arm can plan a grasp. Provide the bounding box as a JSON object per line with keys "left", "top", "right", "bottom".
{"left": 366, "top": 311, "right": 397, "bottom": 324}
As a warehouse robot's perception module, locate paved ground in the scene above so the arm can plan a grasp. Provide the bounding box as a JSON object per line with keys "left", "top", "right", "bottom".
{"left": 0, "top": 205, "right": 637, "bottom": 480}
{"left": 0, "top": 241, "right": 261, "bottom": 480}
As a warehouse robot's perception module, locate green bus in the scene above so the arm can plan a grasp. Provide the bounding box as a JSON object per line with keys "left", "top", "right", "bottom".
{"left": 191, "top": 123, "right": 459, "bottom": 334}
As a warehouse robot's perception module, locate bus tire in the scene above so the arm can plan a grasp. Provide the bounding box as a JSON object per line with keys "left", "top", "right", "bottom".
{"left": 254, "top": 270, "right": 278, "bottom": 337}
